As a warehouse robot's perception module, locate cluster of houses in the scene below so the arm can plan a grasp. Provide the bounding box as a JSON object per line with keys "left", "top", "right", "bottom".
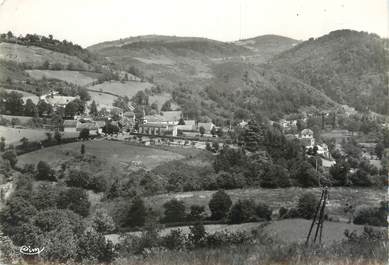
{"left": 284, "top": 128, "right": 332, "bottom": 161}
{"left": 62, "top": 108, "right": 218, "bottom": 139}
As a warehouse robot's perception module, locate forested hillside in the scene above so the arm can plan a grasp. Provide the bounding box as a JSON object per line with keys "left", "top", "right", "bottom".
{"left": 270, "top": 30, "right": 389, "bottom": 115}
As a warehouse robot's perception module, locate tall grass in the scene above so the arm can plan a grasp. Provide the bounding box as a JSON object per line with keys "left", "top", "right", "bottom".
{"left": 6, "top": 226, "right": 388, "bottom": 265}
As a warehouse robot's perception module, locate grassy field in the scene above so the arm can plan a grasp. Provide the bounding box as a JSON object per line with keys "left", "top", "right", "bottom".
{"left": 87, "top": 81, "right": 171, "bottom": 110}
{"left": 88, "top": 80, "right": 153, "bottom": 98}
{"left": 145, "top": 187, "right": 387, "bottom": 220}
{"left": 17, "top": 139, "right": 184, "bottom": 170}
{"left": 0, "top": 42, "right": 89, "bottom": 69}
{"left": 88, "top": 91, "right": 118, "bottom": 109}
{"left": 0, "top": 126, "right": 50, "bottom": 145}
{"left": 26, "top": 70, "right": 99, "bottom": 86}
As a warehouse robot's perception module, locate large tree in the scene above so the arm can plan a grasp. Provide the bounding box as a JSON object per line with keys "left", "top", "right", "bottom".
{"left": 208, "top": 190, "right": 232, "bottom": 220}
{"left": 89, "top": 100, "right": 98, "bottom": 116}
{"left": 126, "top": 196, "right": 146, "bottom": 228}
{"left": 24, "top": 99, "right": 37, "bottom": 116}
{"left": 242, "top": 119, "right": 265, "bottom": 152}
{"left": 65, "top": 99, "right": 85, "bottom": 117}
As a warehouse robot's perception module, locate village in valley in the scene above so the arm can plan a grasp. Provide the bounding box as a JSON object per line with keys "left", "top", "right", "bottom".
{"left": 0, "top": 16, "right": 388, "bottom": 265}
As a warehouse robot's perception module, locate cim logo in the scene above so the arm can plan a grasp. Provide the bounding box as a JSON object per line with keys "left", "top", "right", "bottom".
{"left": 19, "top": 246, "right": 45, "bottom": 255}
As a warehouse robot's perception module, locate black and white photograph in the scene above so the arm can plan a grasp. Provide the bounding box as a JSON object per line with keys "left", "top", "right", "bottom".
{"left": 0, "top": 0, "right": 388, "bottom": 264}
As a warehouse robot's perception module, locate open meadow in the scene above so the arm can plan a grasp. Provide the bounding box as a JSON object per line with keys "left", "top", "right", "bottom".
{"left": 26, "top": 69, "right": 100, "bottom": 86}
{"left": 88, "top": 80, "right": 153, "bottom": 98}
{"left": 105, "top": 218, "right": 383, "bottom": 245}
{"left": 4, "top": 88, "right": 40, "bottom": 103}
{"left": 16, "top": 139, "right": 184, "bottom": 170}
{"left": 0, "top": 125, "right": 49, "bottom": 145}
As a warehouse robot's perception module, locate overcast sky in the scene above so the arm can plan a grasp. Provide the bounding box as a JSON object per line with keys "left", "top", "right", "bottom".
{"left": 0, "top": 0, "right": 387, "bottom": 47}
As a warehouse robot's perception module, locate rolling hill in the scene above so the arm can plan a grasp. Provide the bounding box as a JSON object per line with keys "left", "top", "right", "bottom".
{"left": 89, "top": 34, "right": 333, "bottom": 120}
{"left": 2, "top": 30, "right": 387, "bottom": 122}
{"left": 88, "top": 35, "right": 255, "bottom": 89}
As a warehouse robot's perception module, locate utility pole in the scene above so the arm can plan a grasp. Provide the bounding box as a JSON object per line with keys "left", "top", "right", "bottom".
{"left": 306, "top": 187, "right": 328, "bottom": 245}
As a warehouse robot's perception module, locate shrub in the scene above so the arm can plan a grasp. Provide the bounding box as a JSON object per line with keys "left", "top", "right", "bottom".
{"left": 209, "top": 190, "right": 232, "bottom": 220}
{"left": 261, "top": 164, "right": 291, "bottom": 188}
{"left": 161, "top": 229, "right": 186, "bottom": 250}
{"left": 187, "top": 205, "right": 205, "bottom": 221}
{"left": 205, "top": 230, "right": 253, "bottom": 248}
{"left": 88, "top": 176, "right": 108, "bottom": 192}
{"left": 297, "top": 192, "right": 319, "bottom": 219}
{"left": 215, "top": 171, "right": 245, "bottom": 189}
{"left": 350, "top": 169, "right": 372, "bottom": 186}
{"left": 126, "top": 196, "right": 146, "bottom": 228}
{"left": 66, "top": 170, "right": 90, "bottom": 189}
{"left": 255, "top": 202, "right": 272, "bottom": 220}
{"left": 279, "top": 207, "right": 288, "bottom": 219}
{"left": 41, "top": 225, "right": 78, "bottom": 262}
{"left": 162, "top": 199, "right": 186, "bottom": 223}
{"left": 353, "top": 202, "right": 387, "bottom": 227}
{"left": 92, "top": 209, "right": 115, "bottom": 233}
{"left": 2, "top": 150, "right": 17, "bottom": 168}
{"left": 228, "top": 199, "right": 257, "bottom": 224}
{"left": 57, "top": 187, "right": 90, "bottom": 217}
{"left": 121, "top": 226, "right": 160, "bottom": 255}
{"left": 188, "top": 222, "right": 207, "bottom": 248}
{"left": 294, "top": 161, "right": 319, "bottom": 187}
{"left": 36, "top": 161, "right": 55, "bottom": 181}
{"left": 77, "top": 231, "right": 117, "bottom": 263}
{"left": 31, "top": 184, "right": 57, "bottom": 210}
{"left": 33, "top": 209, "right": 84, "bottom": 234}
{"left": 284, "top": 207, "right": 300, "bottom": 219}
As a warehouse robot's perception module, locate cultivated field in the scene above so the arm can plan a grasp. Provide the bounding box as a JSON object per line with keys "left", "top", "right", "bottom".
{"left": 26, "top": 69, "right": 99, "bottom": 86}
{"left": 145, "top": 187, "right": 387, "bottom": 220}
{"left": 17, "top": 139, "right": 184, "bottom": 170}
